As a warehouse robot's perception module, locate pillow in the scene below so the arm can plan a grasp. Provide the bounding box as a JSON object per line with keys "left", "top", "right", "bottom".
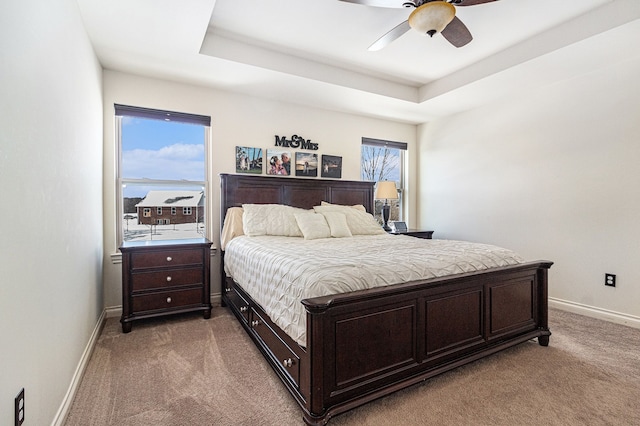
{"left": 242, "top": 204, "right": 306, "bottom": 237}
{"left": 313, "top": 205, "right": 386, "bottom": 235}
{"left": 320, "top": 211, "right": 352, "bottom": 238}
{"left": 320, "top": 200, "right": 366, "bottom": 212}
{"left": 294, "top": 212, "right": 331, "bottom": 240}
{"left": 220, "top": 207, "right": 244, "bottom": 250}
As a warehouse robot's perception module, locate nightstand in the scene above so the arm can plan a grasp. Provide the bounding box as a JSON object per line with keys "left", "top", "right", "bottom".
{"left": 388, "top": 229, "right": 434, "bottom": 239}
{"left": 119, "top": 238, "right": 212, "bottom": 333}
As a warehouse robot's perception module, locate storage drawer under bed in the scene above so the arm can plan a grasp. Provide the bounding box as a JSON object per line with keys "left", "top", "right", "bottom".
{"left": 251, "top": 308, "right": 300, "bottom": 386}
{"left": 225, "top": 280, "right": 251, "bottom": 323}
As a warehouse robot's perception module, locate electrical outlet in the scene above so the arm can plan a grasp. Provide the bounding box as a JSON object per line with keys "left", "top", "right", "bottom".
{"left": 15, "top": 388, "right": 24, "bottom": 426}
{"left": 605, "top": 273, "right": 616, "bottom": 287}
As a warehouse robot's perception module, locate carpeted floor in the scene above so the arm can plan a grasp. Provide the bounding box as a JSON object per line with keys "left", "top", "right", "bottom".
{"left": 64, "top": 308, "right": 640, "bottom": 426}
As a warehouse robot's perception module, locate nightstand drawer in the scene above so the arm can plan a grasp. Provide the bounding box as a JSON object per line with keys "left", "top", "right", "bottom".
{"left": 131, "top": 249, "right": 203, "bottom": 269}
{"left": 131, "top": 267, "right": 203, "bottom": 291}
{"left": 132, "top": 288, "right": 203, "bottom": 313}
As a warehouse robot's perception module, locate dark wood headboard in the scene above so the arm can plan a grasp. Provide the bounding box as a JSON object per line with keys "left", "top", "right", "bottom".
{"left": 220, "top": 174, "right": 375, "bottom": 227}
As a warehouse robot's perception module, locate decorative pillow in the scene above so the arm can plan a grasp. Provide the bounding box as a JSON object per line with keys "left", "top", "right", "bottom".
{"left": 320, "top": 201, "right": 366, "bottom": 212}
{"left": 294, "top": 212, "right": 331, "bottom": 240}
{"left": 220, "top": 207, "right": 244, "bottom": 250}
{"left": 313, "top": 205, "right": 386, "bottom": 235}
{"left": 320, "top": 211, "right": 352, "bottom": 238}
{"left": 242, "top": 204, "right": 305, "bottom": 237}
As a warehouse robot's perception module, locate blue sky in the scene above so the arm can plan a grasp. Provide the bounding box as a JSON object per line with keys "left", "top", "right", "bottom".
{"left": 122, "top": 117, "right": 205, "bottom": 198}
{"left": 122, "top": 117, "right": 205, "bottom": 181}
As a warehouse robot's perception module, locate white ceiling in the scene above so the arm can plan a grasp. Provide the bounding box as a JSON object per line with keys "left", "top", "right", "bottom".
{"left": 77, "top": 0, "right": 640, "bottom": 124}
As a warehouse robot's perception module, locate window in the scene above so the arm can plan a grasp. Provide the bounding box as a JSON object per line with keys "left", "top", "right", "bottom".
{"left": 183, "top": 207, "right": 192, "bottom": 215}
{"left": 115, "top": 104, "right": 211, "bottom": 243}
{"left": 360, "top": 137, "right": 407, "bottom": 223}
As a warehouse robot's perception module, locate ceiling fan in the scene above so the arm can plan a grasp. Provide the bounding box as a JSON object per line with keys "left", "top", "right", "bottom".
{"left": 340, "top": 0, "right": 499, "bottom": 50}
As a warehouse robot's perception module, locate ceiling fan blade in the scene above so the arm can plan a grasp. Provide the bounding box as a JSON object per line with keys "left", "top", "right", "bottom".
{"left": 339, "top": 0, "right": 408, "bottom": 8}
{"left": 453, "top": 0, "right": 499, "bottom": 6}
{"left": 368, "top": 20, "right": 411, "bottom": 51}
{"left": 441, "top": 16, "right": 472, "bottom": 47}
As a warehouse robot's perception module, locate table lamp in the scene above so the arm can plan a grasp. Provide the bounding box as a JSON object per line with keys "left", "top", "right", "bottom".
{"left": 375, "top": 181, "right": 398, "bottom": 231}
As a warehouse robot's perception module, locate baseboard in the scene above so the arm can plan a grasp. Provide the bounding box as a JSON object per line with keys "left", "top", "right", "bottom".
{"left": 51, "top": 309, "right": 107, "bottom": 426}
{"left": 550, "top": 297, "right": 640, "bottom": 329}
{"left": 105, "top": 305, "right": 122, "bottom": 318}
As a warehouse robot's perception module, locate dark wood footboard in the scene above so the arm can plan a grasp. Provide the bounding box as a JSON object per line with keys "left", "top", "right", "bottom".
{"left": 223, "top": 260, "right": 552, "bottom": 425}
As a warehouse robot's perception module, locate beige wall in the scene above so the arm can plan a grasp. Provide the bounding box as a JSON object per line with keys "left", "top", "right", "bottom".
{"left": 418, "top": 54, "right": 640, "bottom": 324}
{"left": 0, "top": 0, "right": 104, "bottom": 424}
{"left": 102, "top": 70, "right": 417, "bottom": 309}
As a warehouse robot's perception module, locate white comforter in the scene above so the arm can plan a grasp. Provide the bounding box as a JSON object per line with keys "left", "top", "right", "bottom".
{"left": 224, "top": 234, "right": 524, "bottom": 347}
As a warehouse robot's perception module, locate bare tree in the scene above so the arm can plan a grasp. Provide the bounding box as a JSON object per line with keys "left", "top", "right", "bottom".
{"left": 361, "top": 146, "right": 399, "bottom": 182}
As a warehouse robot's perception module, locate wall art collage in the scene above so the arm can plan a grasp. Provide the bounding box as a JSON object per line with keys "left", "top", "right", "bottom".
{"left": 236, "top": 145, "right": 342, "bottom": 179}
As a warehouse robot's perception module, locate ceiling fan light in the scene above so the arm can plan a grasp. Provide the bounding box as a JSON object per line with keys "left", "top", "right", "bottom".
{"left": 408, "top": 2, "right": 456, "bottom": 37}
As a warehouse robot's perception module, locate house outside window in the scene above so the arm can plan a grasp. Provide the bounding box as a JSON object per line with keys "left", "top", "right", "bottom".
{"left": 360, "top": 137, "right": 407, "bottom": 223}
{"left": 135, "top": 190, "right": 204, "bottom": 227}
{"left": 115, "top": 104, "right": 211, "bottom": 242}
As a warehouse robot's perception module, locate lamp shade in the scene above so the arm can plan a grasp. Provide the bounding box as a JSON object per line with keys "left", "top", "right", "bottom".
{"left": 375, "top": 181, "right": 398, "bottom": 200}
{"left": 408, "top": 2, "right": 456, "bottom": 37}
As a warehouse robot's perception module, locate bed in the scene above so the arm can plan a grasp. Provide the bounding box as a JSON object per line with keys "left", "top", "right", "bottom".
{"left": 219, "top": 173, "right": 552, "bottom": 425}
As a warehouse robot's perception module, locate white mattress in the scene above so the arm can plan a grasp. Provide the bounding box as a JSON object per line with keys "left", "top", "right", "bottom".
{"left": 224, "top": 234, "right": 524, "bottom": 347}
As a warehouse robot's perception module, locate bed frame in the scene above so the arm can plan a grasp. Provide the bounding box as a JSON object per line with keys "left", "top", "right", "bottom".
{"left": 220, "top": 173, "right": 552, "bottom": 425}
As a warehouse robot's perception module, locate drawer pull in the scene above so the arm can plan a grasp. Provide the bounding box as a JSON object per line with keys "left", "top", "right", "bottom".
{"left": 283, "top": 358, "right": 293, "bottom": 368}
{"left": 166, "top": 256, "right": 172, "bottom": 262}
{"left": 166, "top": 297, "right": 172, "bottom": 303}
{"left": 166, "top": 276, "right": 172, "bottom": 282}
{"left": 240, "top": 306, "right": 248, "bottom": 312}
{"left": 251, "top": 320, "right": 259, "bottom": 327}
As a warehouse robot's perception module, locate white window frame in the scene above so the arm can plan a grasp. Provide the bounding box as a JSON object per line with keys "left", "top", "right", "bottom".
{"left": 115, "top": 104, "right": 211, "bottom": 246}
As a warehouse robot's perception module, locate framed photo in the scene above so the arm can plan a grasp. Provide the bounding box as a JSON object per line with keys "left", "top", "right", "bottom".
{"left": 295, "top": 152, "right": 318, "bottom": 177}
{"left": 266, "top": 148, "right": 292, "bottom": 176}
{"left": 321, "top": 155, "right": 342, "bottom": 178}
{"left": 391, "top": 221, "right": 408, "bottom": 232}
{"left": 236, "top": 146, "right": 263, "bottom": 174}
